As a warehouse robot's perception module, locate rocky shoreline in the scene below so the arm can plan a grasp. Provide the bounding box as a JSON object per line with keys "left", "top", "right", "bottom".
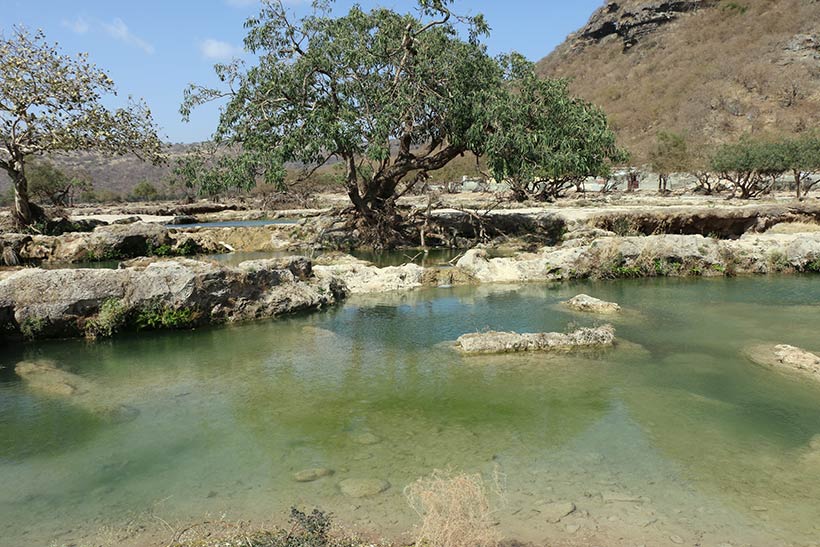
{"left": 0, "top": 256, "right": 344, "bottom": 342}
{"left": 3, "top": 196, "right": 820, "bottom": 342}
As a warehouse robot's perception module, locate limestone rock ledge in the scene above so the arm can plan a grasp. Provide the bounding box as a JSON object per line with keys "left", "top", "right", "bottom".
{"left": 0, "top": 256, "right": 346, "bottom": 341}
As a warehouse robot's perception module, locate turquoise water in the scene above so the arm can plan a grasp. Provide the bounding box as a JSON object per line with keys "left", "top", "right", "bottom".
{"left": 2, "top": 277, "right": 820, "bottom": 546}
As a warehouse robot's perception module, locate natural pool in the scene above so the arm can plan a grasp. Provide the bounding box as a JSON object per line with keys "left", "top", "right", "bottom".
{"left": 2, "top": 277, "right": 820, "bottom": 547}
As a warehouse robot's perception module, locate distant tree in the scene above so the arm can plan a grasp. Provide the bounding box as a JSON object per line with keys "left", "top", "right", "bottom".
{"left": 780, "top": 134, "right": 820, "bottom": 198}
{"left": 0, "top": 28, "right": 164, "bottom": 227}
{"left": 130, "top": 181, "right": 160, "bottom": 202}
{"left": 181, "top": 0, "right": 624, "bottom": 247}
{"left": 710, "top": 138, "right": 787, "bottom": 199}
{"left": 483, "top": 67, "right": 627, "bottom": 202}
{"left": 649, "top": 132, "right": 688, "bottom": 193}
{"left": 26, "top": 161, "right": 91, "bottom": 207}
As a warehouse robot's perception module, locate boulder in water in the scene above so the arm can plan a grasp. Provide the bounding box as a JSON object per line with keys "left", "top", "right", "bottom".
{"left": 338, "top": 478, "right": 390, "bottom": 498}
{"left": 293, "top": 468, "right": 334, "bottom": 482}
{"left": 562, "top": 294, "right": 621, "bottom": 314}
{"left": 456, "top": 325, "right": 615, "bottom": 355}
{"left": 744, "top": 344, "right": 820, "bottom": 381}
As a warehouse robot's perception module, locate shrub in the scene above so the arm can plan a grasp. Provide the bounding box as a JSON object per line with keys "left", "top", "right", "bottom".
{"left": 710, "top": 138, "right": 786, "bottom": 198}
{"left": 136, "top": 304, "right": 196, "bottom": 330}
{"left": 19, "top": 316, "right": 48, "bottom": 340}
{"left": 405, "top": 470, "right": 503, "bottom": 547}
{"left": 130, "top": 180, "right": 160, "bottom": 201}
{"left": 85, "top": 298, "right": 129, "bottom": 339}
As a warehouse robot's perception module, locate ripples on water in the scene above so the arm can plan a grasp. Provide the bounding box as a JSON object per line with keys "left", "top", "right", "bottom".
{"left": 1, "top": 277, "right": 820, "bottom": 546}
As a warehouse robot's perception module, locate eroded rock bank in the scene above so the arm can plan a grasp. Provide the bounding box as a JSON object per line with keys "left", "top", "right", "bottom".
{"left": 0, "top": 257, "right": 345, "bottom": 342}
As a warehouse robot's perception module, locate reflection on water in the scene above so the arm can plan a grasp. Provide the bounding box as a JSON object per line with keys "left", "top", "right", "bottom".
{"left": 1, "top": 277, "right": 820, "bottom": 546}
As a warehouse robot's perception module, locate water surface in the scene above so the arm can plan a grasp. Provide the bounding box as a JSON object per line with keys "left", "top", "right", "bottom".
{"left": 2, "top": 277, "right": 820, "bottom": 546}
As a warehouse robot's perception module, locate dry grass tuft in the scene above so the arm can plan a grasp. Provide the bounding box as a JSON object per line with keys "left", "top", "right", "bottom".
{"left": 404, "top": 469, "right": 504, "bottom": 547}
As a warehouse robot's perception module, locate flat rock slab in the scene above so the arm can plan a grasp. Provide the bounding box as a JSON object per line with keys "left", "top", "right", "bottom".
{"left": 293, "top": 468, "right": 334, "bottom": 483}
{"left": 456, "top": 325, "right": 615, "bottom": 355}
{"left": 745, "top": 344, "right": 820, "bottom": 380}
{"left": 562, "top": 294, "right": 621, "bottom": 314}
{"left": 338, "top": 478, "right": 390, "bottom": 498}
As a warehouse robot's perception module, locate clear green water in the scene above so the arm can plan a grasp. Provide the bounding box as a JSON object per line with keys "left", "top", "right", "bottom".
{"left": 2, "top": 277, "right": 820, "bottom": 547}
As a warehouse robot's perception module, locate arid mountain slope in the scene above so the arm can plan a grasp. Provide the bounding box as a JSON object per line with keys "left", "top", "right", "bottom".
{"left": 537, "top": 0, "right": 820, "bottom": 162}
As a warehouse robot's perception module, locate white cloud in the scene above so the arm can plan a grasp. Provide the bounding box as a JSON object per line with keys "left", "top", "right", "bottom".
{"left": 200, "top": 39, "right": 243, "bottom": 60}
{"left": 62, "top": 16, "right": 90, "bottom": 35}
{"left": 102, "top": 18, "right": 155, "bottom": 55}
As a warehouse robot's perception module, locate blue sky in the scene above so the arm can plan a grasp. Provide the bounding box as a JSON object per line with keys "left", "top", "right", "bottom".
{"left": 2, "top": 0, "right": 602, "bottom": 143}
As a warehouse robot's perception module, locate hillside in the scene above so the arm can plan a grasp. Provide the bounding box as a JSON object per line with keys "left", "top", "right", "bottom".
{"left": 537, "top": 0, "right": 820, "bottom": 162}
{"left": 0, "top": 145, "right": 193, "bottom": 201}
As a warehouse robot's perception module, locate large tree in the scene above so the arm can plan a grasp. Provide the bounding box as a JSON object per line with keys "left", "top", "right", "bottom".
{"left": 0, "top": 28, "right": 164, "bottom": 227}
{"left": 182, "top": 0, "right": 623, "bottom": 244}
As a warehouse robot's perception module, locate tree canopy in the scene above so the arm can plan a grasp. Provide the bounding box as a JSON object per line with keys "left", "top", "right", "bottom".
{"left": 483, "top": 61, "right": 627, "bottom": 201}
{"left": 182, "top": 0, "right": 624, "bottom": 245}
{"left": 0, "top": 28, "right": 164, "bottom": 226}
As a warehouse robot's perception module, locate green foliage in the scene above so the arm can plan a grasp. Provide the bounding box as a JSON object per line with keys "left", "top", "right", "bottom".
{"left": 181, "top": 1, "right": 623, "bottom": 237}
{"left": 650, "top": 132, "right": 688, "bottom": 172}
{"left": 484, "top": 63, "right": 627, "bottom": 201}
{"left": 711, "top": 134, "right": 820, "bottom": 198}
{"left": 85, "top": 298, "right": 129, "bottom": 339}
{"left": 130, "top": 180, "right": 160, "bottom": 201}
{"left": 711, "top": 137, "right": 782, "bottom": 198}
{"left": 19, "top": 316, "right": 48, "bottom": 340}
{"left": 136, "top": 304, "right": 196, "bottom": 330}
{"left": 649, "top": 131, "right": 688, "bottom": 191}
{"left": 806, "top": 259, "right": 820, "bottom": 273}
{"left": 26, "top": 160, "right": 91, "bottom": 207}
{"left": 0, "top": 28, "right": 164, "bottom": 226}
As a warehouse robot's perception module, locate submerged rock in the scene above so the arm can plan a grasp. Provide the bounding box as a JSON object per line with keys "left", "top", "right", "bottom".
{"left": 456, "top": 325, "right": 615, "bottom": 355}
{"left": 15, "top": 360, "right": 92, "bottom": 397}
{"left": 744, "top": 344, "right": 820, "bottom": 381}
{"left": 351, "top": 432, "right": 382, "bottom": 445}
{"left": 339, "top": 478, "right": 390, "bottom": 498}
{"left": 293, "top": 468, "right": 334, "bottom": 482}
{"left": 535, "top": 501, "right": 576, "bottom": 523}
{"left": 562, "top": 294, "right": 621, "bottom": 314}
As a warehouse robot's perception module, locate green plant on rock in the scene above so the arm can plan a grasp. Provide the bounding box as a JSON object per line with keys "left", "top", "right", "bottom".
{"left": 19, "top": 316, "right": 48, "bottom": 340}
{"left": 766, "top": 250, "right": 790, "bottom": 273}
{"left": 806, "top": 259, "right": 820, "bottom": 273}
{"left": 136, "top": 304, "right": 196, "bottom": 330}
{"left": 85, "top": 298, "right": 129, "bottom": 339}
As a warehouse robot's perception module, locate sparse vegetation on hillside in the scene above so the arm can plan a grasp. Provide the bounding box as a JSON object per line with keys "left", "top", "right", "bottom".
{"left": 538, "top": 0, "right": 820, "bottom": 162}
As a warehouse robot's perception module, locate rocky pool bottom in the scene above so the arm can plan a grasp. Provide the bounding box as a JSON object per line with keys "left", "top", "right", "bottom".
{"left": 2, "top": 277, "right": 820, "bottom": 547}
